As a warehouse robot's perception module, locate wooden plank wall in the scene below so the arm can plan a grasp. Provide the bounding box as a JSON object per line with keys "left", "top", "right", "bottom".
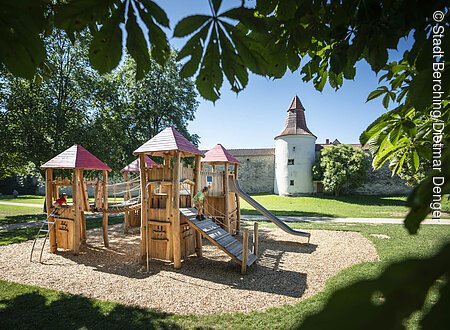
{"left": 200, "top": 171, "right": 224, "bottom": 196}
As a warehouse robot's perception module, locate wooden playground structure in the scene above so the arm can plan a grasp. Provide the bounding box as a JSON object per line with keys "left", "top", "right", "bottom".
{"left": 200, "top": 144, "right": 242, "bottom": 234}
{"left": 34, "top": 128, "right": 259, "bottom": 274}
{"left": 35, "top": 145, "right": 112, "bottom": 256}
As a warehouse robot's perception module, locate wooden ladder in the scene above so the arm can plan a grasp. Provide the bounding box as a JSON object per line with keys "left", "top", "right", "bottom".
{"left": 30, "top": 211, "right": 58, "bottom": 263}
{"left": 180, "top": 208, "right": 258, "bottom": 273}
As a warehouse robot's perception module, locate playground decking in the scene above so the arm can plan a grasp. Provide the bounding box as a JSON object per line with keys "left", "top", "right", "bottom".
{"left": 0, "top": 224, "right": 377, "bottom": 315}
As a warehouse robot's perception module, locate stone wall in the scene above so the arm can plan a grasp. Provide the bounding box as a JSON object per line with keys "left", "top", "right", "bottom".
{"left": 233, "top": 155, "right": 275, "bottom": 193}
{"left": 313, "top": 148, "right": 412, "bottom": 196}
{"left": 351, "top": 162, "right": 413, "bottom": 195}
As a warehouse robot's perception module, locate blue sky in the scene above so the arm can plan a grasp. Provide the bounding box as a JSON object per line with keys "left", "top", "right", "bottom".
{"left": 157, "top": 0, "right": 409, "bottom": 149}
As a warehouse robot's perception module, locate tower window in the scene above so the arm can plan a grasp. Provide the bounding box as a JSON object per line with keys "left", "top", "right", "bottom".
{"left": 288, "top": 159, "right": 294, "bottom": 165}
{"left": 290, "top": 180, "right": 294, "bottom": 186}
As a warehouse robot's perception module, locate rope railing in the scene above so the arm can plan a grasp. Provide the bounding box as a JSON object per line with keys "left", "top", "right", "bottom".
{"left": 203, "top": 199, "right": 228, "bottom": 228}
{"left": 106, "top": 184, "right": 141, "bottom": 196}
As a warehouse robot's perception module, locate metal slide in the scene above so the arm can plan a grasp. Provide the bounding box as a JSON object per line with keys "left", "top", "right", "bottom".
{"left": 229, "top": 177, "right": 311, "bottom": 241}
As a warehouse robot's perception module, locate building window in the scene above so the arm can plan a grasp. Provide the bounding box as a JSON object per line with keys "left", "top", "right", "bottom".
{"left": 290, "top": 180, "right": 294, "bottom": 186}
{"left": 288, "top": 159, "right": 294, "bottom": 165}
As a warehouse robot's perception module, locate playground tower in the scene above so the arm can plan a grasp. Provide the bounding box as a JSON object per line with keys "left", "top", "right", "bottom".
{"left": 274, "top": 96, "right": 316, "bottom": 195}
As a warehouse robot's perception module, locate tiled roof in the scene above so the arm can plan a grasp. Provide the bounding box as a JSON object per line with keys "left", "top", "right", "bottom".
{"left": 202, "top": 144, "right": 240, "bottom": 164}
{"left": 120, "top": 156, "right": 160, "bottom": 173}
{"left": 227, "top": 148, "right": 275, "bottom": 156}
{"left": 133, "top": 126, "right": 203, "bottom": 156}
{"left": 41, "top": 145, "right": 111, "bottom": 171}
{"left": 275, "top": 95, "right": 316, "bottom": 139}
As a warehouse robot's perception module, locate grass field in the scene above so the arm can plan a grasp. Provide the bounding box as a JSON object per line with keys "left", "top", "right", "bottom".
{"left": 0, "top": 204, "right": 449, "bottom": 329}
{"left": 240, "top": 194, "right": 450, "bottom": 218}
{"left": 0, "top": 195, "right": 45, "bottom": 205}
{"left": 3, "top": 194, "right": 450, "bottom": 219}
{"left": 0, "top": 204, "right": 123, "bottom": 246}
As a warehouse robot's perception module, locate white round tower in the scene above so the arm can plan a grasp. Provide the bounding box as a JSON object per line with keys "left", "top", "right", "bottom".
{"left": 274, "top": 96, "right": 317, "bottom": 195}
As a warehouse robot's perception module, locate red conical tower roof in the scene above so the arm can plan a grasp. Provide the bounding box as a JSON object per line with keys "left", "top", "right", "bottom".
{"left": 41, "top": 145, "right": 111, "bottom": 171}
{"left": 133, "top": 126, "right": 203, "bottom": 156}
{"left": 120, "top": 156, "right": 160, "bottom": 173}
{"left": 275, "top": 95, "right": 316, "bottom": 139}
{"left": 202, "top": 144, "right": 240, "bottom": 164}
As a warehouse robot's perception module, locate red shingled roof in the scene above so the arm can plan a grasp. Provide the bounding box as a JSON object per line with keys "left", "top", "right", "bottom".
{"left": 120, "top": 156, "right": 160, "bottom": 173}
{"left": 275, "top": 95, "right": 316, "bottom": 139}
{"left": 202, "top": 144, "right": 240, "bottom": 164}
{"left": 133, "top": 126, "right": 203, "bottom": 156}
{"left": 41, "top": 145, "right": 111, "bottom": 171}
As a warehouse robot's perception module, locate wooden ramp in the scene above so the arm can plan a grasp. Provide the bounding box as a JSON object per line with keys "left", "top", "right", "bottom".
{"left": 180, "top": 208, "right": 257, "bottom": 268}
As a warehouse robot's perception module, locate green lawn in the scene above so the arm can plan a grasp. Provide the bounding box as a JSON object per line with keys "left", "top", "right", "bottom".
{"left": 0, "top": 205, "right": 44, "bottom": 224}
{"left": 0, "top": 204, "right": 123, "bottom": 246}
{"left": 0, "top": 202, "right": 449, "bottom": 329}
{"left": 240, "top": 194, "right": 450, "bottom": 218}
{"left": 0, "top": 194, "right": 45, "bottom": 204}
{"left": 5, "top": 194, "right": 450, "bottom": 218}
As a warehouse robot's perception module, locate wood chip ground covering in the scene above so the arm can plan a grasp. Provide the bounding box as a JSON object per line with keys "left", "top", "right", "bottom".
{"left": 0, "top": 225, "right": 378, "bottom": 315}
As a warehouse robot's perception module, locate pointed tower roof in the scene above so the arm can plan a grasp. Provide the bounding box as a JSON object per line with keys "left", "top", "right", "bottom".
{"left": 275, "top": 95, "right": 316, "bottom": 139}
{"left": 288, "top": 95, "right": 305, "bottom": 111}
{"left": 133, "top": 126, "right": 203, "bottom": 156}
{"left": 202, "top": 144, "right": 240, "bottom": 164}
{"left": 41, "top": 145, "right": 111, "bottom": 171}
{"left": 120, "top": 156, "right": 160, "bottom": 173}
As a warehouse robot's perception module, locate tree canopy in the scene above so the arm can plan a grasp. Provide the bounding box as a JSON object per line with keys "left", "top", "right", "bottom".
{"left": 0, "top": 30, "right": 199, "bottom": 178}
{"left": 313, "top": 144, "right": 370, "bottom": 196}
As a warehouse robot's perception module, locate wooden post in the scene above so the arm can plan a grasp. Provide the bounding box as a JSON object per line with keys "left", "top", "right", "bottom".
{"left": 102, "top": 170, "right": 109, "bottom": 247}
{"left": 172, "top": 151, "right": 181, "bottom": 269}
{"left": 241, "top": 228, "right": 249, "bottom": 275}
{"left": 123, "top": 171, "right": 129, "bottom": 233}
{"left": 79, "top": 171, "right": 87, "bottom": 243}
{"left": 253, "top": 222, "right": 259, "bottom": 256}
{"left": 139, "top": 153, "right": 148, "bottom": 260}
{"left": 224, "top": 163, "right": 230, "bottom": 233}
{"left": 73, "top": 170, "right": 81, "bottom": 254}
{"left": 81, "top": 212, "right": 87, "bottom": 242}
{"left": 165, "top": 184, "right": 173, "bottom": 260}
{"left": 194, "top": 154, "right": 202, "bottom": 257}
{"left": 235, "top": 165, "right": 241, "bottom": 232}
{"left": 46, "top": 169, "right": 57, "bottom": 253}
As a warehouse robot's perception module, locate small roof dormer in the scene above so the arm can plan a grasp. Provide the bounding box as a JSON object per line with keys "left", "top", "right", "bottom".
{"left": 120, "top": 156, "right": 160, "bottom": 173}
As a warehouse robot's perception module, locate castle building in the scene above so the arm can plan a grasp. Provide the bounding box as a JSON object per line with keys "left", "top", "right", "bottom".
{"left": 274, "top": 96, "right": 316, "bottom": 195}
{"left": 224, "top": 96, "right": 412, "bottom": 196}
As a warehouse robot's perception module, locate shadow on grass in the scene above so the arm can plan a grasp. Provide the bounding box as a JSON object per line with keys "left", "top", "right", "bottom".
{"left": 321, "top": 195, "right": 408, "bottom": 207}
{"left": 241, "top": 209, "right": 336, "bottom": 218}
{"left": 0, "top": 195, "right": 44, "bottom": 201}
{"left": 0, "top": 213, "right": 45, "bottom": 225}
{"left": 0, "top": 216, "right": 124, "bottom": 246}
{"left": 247, "top": 193, "right": 408, "bottom": 207}
{"left": 0, "top": 290, "right": 179, "bottom": 329}
{"left": 240, "top": 195, "right": 408, "bottom": 217}
{"left": 0, "top": 227, "right": 41, "bottom": 246}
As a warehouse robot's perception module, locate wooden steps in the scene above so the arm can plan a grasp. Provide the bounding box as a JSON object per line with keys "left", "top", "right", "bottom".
{"left": 180, "top": 208, "right": 257, "bottom": 268}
